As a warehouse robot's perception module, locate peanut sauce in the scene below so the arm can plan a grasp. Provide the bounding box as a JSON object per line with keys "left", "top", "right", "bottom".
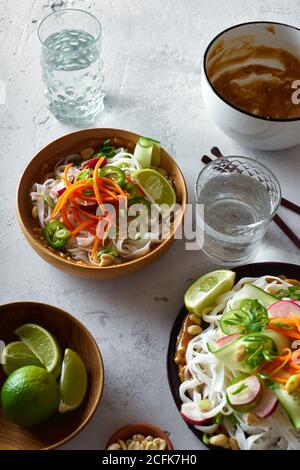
{"left": 174, "top": 315, "right": 194, "bottom": 382}
{"left": 207, "top": 35, "right": 300, "bottom": 119}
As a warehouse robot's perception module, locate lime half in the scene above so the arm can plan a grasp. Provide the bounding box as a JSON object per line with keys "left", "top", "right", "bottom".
{"left": 1, "top": 341, "right": 43, "bottom": 376}
{"left": 15, "top": 324, "right": 62, "bottom": 379}
{"left": 184, "top": 270, "right": 236, "bottom": 316}
{"left": 59, "top": 349, "right": 88, "bottom": 414}
{"left": 132, "top": 169, "right": 176, "bottom": 211}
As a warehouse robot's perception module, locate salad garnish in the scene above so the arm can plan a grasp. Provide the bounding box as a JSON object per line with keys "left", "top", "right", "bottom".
{"left": 30, "top": 136, "right": 179, "bottom": 266}
{"left": 176, "top": 272, "right": 300, "bottom": 450}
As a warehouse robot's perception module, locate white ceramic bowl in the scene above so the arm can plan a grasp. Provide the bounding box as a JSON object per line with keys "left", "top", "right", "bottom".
{"left": 202, "top": 21, "right": 300, "bottom": 150}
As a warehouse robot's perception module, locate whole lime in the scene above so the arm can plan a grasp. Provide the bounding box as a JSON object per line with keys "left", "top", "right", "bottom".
{"left": 1, "top": 365, "right": 60, "bottom": 428}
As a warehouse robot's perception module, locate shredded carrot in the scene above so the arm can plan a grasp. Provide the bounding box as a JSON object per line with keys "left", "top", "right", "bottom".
{"left": 269, "top": 316, "right": 300, "bottom": 339}
{"left": 63, "top": 163, "right": 73, "bottom": 188}
{"left": 52, "top": 182, "right": 87, "bottom": 217}
{"left": 93, "top": 158, "right": 105, "bottom": 214}
{"left": 101, "top": 222, "right": 111, "bottom": 247}
{"left": 261, "top": 348, "right": 292, "bottom": 375}
{"left": 100, "top": 176, "right": 125, "bottom": 195}
{"left": 269, "top": 349, "right": 292, "bottom": 376}
{"left": 60, "top": 204, "right": 75, "bottom": 231}
{"left": 270, "top": 376, "right": 287, "bottom": 384}
{"left": 70, "top": 219, "right": 95, "bottom": 237}
{"left": 91, "top": 236, "right": 100, "bottom": 259}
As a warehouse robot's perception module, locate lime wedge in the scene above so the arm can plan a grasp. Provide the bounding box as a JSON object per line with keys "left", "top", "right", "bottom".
{"left": 59, "top": 349, "right": 88, "bottom": 414}
{"left": 184, "top": 270, "right": 236, "bottom": 316}
{"left": 1, "top": 341, "right": 43, "bottom": 376}
{"left": 132, "top": 169, "right": 176, "bottom": 211}
{"left": 15, "top": 324, "right": 62, "bottom": 379}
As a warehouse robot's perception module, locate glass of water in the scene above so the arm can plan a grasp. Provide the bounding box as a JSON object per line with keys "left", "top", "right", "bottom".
{"left": 38, "top": 9, "right": 104, "bottom": 125}
{"left": 195, "top": 156, "right": 281, "bottom": 265}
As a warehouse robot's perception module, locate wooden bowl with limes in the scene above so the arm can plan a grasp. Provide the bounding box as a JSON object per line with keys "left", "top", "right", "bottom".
{"left": 0, "top": 301, "right": 104, "bottom": 450}
{"left": 16, "top": 128, "right": 187, "bottom": 279}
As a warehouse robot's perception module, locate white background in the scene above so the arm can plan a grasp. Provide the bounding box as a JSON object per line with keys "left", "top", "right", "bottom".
{"left": 0, "top": 0, "right": 300, "bottom": 450}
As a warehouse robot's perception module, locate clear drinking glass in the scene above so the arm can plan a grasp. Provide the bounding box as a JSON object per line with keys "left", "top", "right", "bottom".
{"left": 195, "top": 156, "right": 281, "bottom": 265}
{"left": 38, "top": 9, "right": 104, "bottom": 125}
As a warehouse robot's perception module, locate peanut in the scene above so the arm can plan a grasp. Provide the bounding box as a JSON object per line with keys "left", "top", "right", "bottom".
{"left": 118, "top": 439, "right": 127, "bottom": 450}
{"left": 234, "top": 344, "right": 247, "bottom": 362}
{"left": 32, "top": 206, "right": 38, "bottom": 219}
{"left": 128, "top": 440, "right": 140, "bottom": 450}
{"left": 107, "top": 433, "right": 167, "bottom": 451}
{"left": 229, "top": 437, "right": 239, "bottom": 450}
{"left": 132, "top": 434, "right": 145, "bottom": 442}
{"left": 244, "top": 412, "right": 262, "bottom": 426}
{"left": 187, "top": 325, "right": 202, "bottom": 336}
{"left": 209, "top": 434, "right": 230, "bottom": 448}
{"left": 80, "top": 147, "right": 94, "bottom": 159}
{"left": 189, "top": 314, "right": 201, "bottom": 325}
{"left": 107, "top": 443, "right": 121, "bottom": 450}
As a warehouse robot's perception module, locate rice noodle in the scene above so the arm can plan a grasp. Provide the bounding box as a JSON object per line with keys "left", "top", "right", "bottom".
{"left": 181, "top": 275, "right": 300, "bottom": 450}
{"left": 30, "top": 147, "right": 174, "bottom": 265}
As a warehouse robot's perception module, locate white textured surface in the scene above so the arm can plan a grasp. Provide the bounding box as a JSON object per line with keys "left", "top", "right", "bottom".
{"left": 0, "top": 0, "right": 300, "bottom": 450}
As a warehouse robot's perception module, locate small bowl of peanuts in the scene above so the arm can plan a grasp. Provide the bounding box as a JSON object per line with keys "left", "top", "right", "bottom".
{"left": 106, "top": 422, "right": 173, "bottom": 451}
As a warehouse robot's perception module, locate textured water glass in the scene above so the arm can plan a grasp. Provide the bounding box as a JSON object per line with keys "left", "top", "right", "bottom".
{"left": 195, "top": 157, "right": 281, "bottom": 265}
{"left": 38, "top": 9, "right": 104, "bottom": 125}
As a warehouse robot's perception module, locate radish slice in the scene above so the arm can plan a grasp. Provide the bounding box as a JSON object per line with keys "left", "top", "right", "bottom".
{"left": 181, "top": 402, "right": 212, "bottom": 426}
{"left": 77, "top": 199, "right": 97, "bottom": 212}
{"left": 268, "top": 300, "right": 300, "bottom": 318}
{"left": 82, "top": 157, "right": 106, "bottom": 169}
{"left": 227, "top": 376, "right": 262, "bottom": 410}
{"left": 293, "top": 301, "right": 300, "bottom": 307}
{"left": 253, "top": 388, "right": 279, "bottom": 419}
{"left": 215, "top": 334, "right": 243, "bottom": 348}
{"left": 54, "top": 181, "right": 66, "bottom": 196}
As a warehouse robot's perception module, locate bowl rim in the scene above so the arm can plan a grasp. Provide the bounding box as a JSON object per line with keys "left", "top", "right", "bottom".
{"left": 0, "top": 300, "right": 105, "bottom": 450}
{"left": 105, "top": 422, "right": 174, "bottom": 450}
{"left": 16, "top": 128, "right": 187, "bottom": 274}
{"left": 203, "top": 20, "right": 300, "bottom": 123}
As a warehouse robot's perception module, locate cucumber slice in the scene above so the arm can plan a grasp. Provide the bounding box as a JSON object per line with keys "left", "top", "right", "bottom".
{"left": 226, "top": 283, "right": 278, "bottom": 312}
{"left": 263, "top": 330, "right": 290, "bottom": 354}
{"left": 134, "top": 139, "right": 153, "bottom": 168}
{"left": 208, "top": 336, "right": 251, "bottom": 373}
{"left": 273, "top": 386, "right": 300, "bottom": 428}
{"left": 134, "top": 137, "right": 161, "bottom": 168}
{"left": 208, "top": 333, "right": 276, "bottom": 374}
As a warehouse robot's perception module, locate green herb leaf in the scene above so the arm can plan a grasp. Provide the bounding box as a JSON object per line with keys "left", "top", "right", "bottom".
{"left": 76, "top": 169, "right": 91, "bottom": 181}
{"left": 97, "top": 247, "right": 118, "bottom": 257}
{"left": 231, "top": 383, "right": 248, "bottom": 395}
{"left": 277, "top": 286, "right": 300, "bottom": 300}
{"left": 43, "top": 194, "right": 55, "bottom": 208}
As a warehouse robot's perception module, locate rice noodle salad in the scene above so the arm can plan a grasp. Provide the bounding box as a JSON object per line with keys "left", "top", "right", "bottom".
{"left": 176, "top": 271, "right": 300, "bottom": 450}
{"left": 30, "top": 136, "right": 178, "bottom": 266}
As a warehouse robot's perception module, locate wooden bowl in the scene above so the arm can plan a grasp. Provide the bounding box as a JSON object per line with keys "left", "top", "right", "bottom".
{"left": 16, "top": 128, "right": 187, "bottom": 279}
{"left": 0, "top": 301, "right": 104, "bottom": 450}
{"left": 106, "top": 422, "right": 174, "bottom": 450}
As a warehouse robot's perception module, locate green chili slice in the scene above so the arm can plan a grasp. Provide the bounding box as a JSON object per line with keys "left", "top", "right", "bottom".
{"left": 220, "top": 299, "right": 269, "bottom": 335}
{"left": 44, "top": 220, "right": 70, "bottom": 250}
{"left": 99, "top": 165, "right": 126, "bottom": 187}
